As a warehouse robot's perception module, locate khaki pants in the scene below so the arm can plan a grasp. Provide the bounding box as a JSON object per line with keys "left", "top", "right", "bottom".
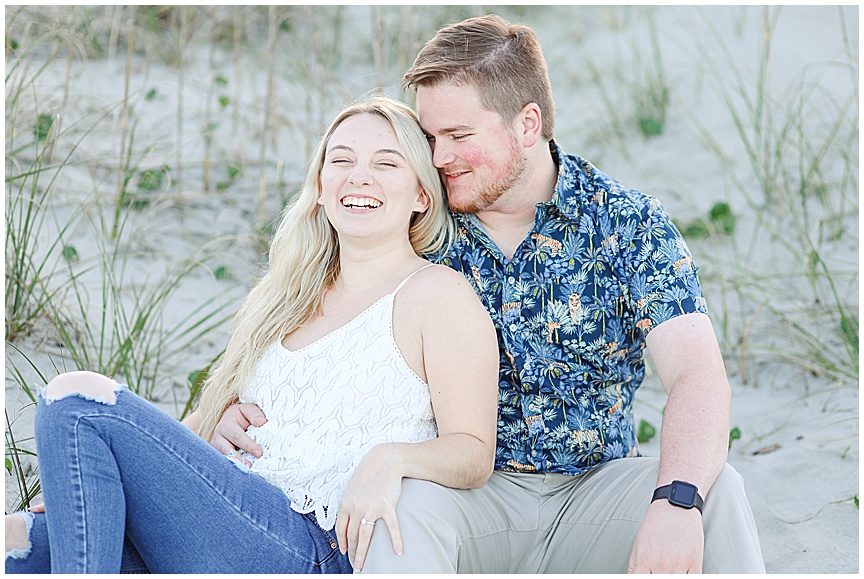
{"left": 361, "top": 457, "right": 765, "bottom": 573}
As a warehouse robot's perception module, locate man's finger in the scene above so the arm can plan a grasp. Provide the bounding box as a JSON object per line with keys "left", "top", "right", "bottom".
{"left": 238, "top": 403, "right": 268, "bottom": 427}
{"left": 212, "top": 407, "right": 264, "bottom": 457}
{"left": 225, "top": 428, "right": 263, "bottom": 457}
{"left": 208, "top": 434, "right": 236, "bottom": 456}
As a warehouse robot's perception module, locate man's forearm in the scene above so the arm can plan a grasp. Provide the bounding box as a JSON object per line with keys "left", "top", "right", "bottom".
{"left": 656, "top": 369, "right": 731, "bottom": 495}
{"left": 181, "top": 409, "right": 201, "bottom": 435}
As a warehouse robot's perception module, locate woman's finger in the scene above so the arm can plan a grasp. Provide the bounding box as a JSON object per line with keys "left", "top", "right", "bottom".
{"left": 334, "top": 511, "right": 349, "bottom": 554}
{"left": 382, "top": 510, "right": 403, "bottom": 556}
{"left": 352, "top": 516, "right": 379, "bottom": 571}
{"left": 346, "top": 513, "right": 362, "bottom": 566}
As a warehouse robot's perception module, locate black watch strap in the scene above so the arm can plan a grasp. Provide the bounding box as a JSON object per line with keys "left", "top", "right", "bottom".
{"left": 652, "top": 480, "right": 704, "bottom": 513}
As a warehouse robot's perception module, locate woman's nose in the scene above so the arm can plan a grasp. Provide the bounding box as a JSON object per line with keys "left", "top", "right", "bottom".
{"left": 348, "top": 165, "right": 373, "bottom": 186}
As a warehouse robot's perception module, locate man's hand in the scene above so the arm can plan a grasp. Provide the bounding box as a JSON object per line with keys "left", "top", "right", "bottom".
{"left": 628, "top": 500, "right": 704, "bottom": 574}
{"left": 209, "top": 403, "right": 267, "bottom": 460}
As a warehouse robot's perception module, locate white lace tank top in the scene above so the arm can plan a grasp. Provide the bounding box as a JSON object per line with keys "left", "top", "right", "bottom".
{"left": 240, "top": 265, "right": 438, "bottom": 530}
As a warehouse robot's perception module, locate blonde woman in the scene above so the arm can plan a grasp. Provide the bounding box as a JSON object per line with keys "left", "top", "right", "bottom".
{"left": 5, "top": 95, "right": 498, "bottom": 574}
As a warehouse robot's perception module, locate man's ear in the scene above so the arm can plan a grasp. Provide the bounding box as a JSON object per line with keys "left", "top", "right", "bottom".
{"left": 518, "top": 102, "right": 543, "bottom": 148}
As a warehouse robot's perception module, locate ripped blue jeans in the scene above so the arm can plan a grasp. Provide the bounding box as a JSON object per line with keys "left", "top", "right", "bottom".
{"left": 5, "top": 380, "right": 352, "bottom": 574}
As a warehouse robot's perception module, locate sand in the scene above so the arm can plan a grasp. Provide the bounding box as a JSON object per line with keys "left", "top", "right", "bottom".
{"left": 5, "top": 5, "right": 858, "bottom": 573}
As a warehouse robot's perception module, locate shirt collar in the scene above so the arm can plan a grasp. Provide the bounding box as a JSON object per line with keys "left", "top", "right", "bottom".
{"left": 545, "top": 139, "right": 585, "bottom": 222}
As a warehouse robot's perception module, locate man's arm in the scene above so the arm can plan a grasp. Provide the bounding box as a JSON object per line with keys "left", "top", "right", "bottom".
{"left": 180, "top": 410, "right": 200, "bottom": 434}
{"left": 628, "top": 312, "right": 731, "bottom": 574}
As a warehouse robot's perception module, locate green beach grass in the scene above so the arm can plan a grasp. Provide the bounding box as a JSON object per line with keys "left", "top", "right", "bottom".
{"left": 4, "top": 6, "right": 858, "bottom": 571}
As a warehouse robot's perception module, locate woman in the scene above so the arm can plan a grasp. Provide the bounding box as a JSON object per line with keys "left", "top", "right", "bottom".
{"left": 5, "top": 95, "right": 499, "bottom": 574}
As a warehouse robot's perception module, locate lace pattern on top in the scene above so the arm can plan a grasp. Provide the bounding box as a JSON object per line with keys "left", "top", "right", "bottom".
{"left": 240, "top": 270, "right": 437, "bottom": 531}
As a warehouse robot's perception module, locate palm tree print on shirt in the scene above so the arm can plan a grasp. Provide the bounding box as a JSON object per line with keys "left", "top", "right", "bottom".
{"left": 433, "top": 142, "right": 708, "bottom": 476}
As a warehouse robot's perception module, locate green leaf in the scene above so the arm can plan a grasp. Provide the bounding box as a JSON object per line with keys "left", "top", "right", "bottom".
{"left": 218, "top": 95, "right": 230, "bottom": 108}
{"left": 188, "top": 369, "right": 207, "bottom": 389}
{"left": 62, "top": 245, "right": 80, "bottom": 264}
{"left": 854, "top": 494, "right": 859, "bottom": 509}
{"left": 145, "top": 88, "right": 158, "bottom": 101}
{"left": 728, "top": 426, "right": 741, "bottom": 449}
{"left": 7, "top": 38, "right": 19, "bottom": 51}
{"left": 638, "top": 116, "right": 664, "bottom": 138}
{"left": 214, "top": 74, "right": 228, "bottom": 87}
{"left": 214, "top": 266, "right": 231, "bottom": 281}
{"left": 708, "top": 202, "right": 735, "bottom": 234}
{"left": 5, "top": 457, "right": 13, "bottom": 474}
{"left": 137, "top": 168, "right": 164, "bottom": 192}
{"left": 34, "top": 114, "right": 53, "bottom": 141}
{"left": 681, "top": 219, "right": 710, "bottom": 239}
{"left": 226, "top": 165, "right": 243, "bottom": 179}
{"left": 637, "top": 419, "right": 657, "bottom": 444}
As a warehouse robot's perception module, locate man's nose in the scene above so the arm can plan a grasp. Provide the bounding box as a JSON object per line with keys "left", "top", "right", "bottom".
{"left": 432, "top": 140, "right": 455, "bottom": 168}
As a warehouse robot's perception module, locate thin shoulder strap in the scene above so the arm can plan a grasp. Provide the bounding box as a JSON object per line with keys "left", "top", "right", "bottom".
{"left": 392, "top": 264, "right": 435, "bottom": 297}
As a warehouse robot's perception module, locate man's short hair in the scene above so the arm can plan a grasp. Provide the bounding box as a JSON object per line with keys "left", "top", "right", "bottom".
{"left": 403, "top": 14, "right": 555, "bottom": 140}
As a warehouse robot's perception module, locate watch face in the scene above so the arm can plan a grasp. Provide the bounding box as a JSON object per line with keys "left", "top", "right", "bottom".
{"left": 669, "top": 482, "right": 697, "bottom": 507}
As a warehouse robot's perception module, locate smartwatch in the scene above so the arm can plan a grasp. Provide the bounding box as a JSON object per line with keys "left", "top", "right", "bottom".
{"left": 652, "top": 480, "right": 704, "bottom": 513}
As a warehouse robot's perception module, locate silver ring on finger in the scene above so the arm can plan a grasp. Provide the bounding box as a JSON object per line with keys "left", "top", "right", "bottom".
{"left": 361, "top": 518, "right": 376, "bottom": 526}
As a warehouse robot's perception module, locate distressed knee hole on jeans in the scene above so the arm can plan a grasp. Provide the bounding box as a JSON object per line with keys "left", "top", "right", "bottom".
{"left": 42, "top": 371, "right": 121, "bottom": 406}
{"left": 5, "top": 512, "right": 34, "bottom": 560}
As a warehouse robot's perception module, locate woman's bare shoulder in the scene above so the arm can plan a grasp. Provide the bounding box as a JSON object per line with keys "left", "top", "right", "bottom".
{"left": 396, "top": 264, "right": 491, "bottom": 333}
{"left": 402, "top": 263, "right": 479, "bottom": 306}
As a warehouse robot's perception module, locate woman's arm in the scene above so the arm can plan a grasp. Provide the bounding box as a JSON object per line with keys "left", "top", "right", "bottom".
{"left": 336, "top": 266, "right": 499, "bottom": 570}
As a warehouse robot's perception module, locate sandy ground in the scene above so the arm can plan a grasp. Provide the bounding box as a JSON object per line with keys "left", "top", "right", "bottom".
{"left": 5, "top": 5, "right": 858, "bottom": 573}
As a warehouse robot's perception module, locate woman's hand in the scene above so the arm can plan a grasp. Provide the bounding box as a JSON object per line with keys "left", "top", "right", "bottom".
{"left": 334, "top": 443, "right": 405, "bottom": 571}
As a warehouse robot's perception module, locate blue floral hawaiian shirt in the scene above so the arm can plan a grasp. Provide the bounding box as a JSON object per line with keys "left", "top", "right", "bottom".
{"left": 434, "top": 141, "right": 708, "bottom": 476}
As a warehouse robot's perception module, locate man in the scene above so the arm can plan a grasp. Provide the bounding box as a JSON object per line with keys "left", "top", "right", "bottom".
{"left": 211, "top": 14, "right": 765, "bottom": 574}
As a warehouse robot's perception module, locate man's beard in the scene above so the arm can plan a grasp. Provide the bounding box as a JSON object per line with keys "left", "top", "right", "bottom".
{"left": 447, "top": 137, "right": 527, "bottom": 214}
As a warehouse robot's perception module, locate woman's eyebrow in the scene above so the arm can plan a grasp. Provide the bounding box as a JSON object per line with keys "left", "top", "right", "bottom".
{"left": 326, "top": 145, "right": 405, "bottom": 159}
{"left": 376, "top": 148, "right": 406, "bottom": 159}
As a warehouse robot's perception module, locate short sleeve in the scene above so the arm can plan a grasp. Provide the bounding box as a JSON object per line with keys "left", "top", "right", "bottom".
{"left": 622, "top": 196, "right": 708, "bottom": 338}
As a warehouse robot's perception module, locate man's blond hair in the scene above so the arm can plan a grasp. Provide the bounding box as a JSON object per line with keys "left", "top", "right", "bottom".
{"left": 403, "top": 14, "right": 555, "bottom": 140}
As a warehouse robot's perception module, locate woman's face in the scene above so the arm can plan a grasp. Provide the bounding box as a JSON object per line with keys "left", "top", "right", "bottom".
{"left": 318, "top": 113, "right": 429, "bottom": 245}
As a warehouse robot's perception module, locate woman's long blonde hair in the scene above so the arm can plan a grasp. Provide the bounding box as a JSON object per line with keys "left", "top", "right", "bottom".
{"left": 196, "top": 95, "right": 453, "bottom": 442}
